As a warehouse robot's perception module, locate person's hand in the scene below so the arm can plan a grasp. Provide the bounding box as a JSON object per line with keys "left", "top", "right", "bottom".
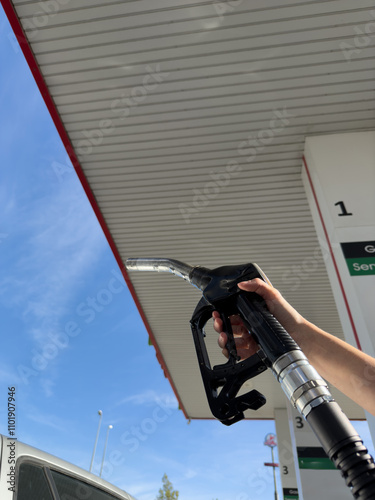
{"left": 212, "top": 311, "right": 259, "bottom": 360}
{"left": 212, "top": 278, "right": 306, "bottom": 360}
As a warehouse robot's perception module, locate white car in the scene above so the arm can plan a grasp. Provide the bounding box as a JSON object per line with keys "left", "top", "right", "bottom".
{"left": 0, "top": 435, "right": 136, "bottom": 500}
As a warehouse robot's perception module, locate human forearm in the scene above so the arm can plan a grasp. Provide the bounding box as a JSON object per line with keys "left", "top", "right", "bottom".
{"left": 293, "top": 319, "right": 375, "bottom": 415}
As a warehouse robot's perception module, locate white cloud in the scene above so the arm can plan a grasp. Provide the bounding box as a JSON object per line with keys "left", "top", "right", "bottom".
{"left": 26, "top": 407, "right": 69, "bottom": 433}
{"left": 0, "top": 363, "right": 23, "bottom": 385}
{"left": 183, "top": 468, "right": 197, "bottom": 479}
{"left": 1, "top": 173, "right": 108, "bottom": 346}
{"left": 40, "top": 378, "right": 55, "bottom": 398}
{"left": 116, "top": 390, "right": 177, "bottom": 409}
{"left": 119, "top": 480, "right": 161, "bottom": 500}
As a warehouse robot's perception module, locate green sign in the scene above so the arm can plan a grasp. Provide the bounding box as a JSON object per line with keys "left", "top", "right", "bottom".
{"left": 298, "top": 456, "right": 336, "bottom": 470}
{"left": 345, "top": 257, "right": 375, "bottom": 276}
{"left": 341, "top": 241, "right": 375, "bottom": 276}
{"left": 297, "top": 447, "right": 335, "bottom": 470}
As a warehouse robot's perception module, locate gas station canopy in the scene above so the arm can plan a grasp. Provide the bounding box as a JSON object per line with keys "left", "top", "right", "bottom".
{"left": 4, "top": 0, "right": 375, "bottom": 420}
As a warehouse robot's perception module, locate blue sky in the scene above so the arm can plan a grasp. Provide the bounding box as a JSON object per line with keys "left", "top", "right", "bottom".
{"left": 0, "top": 6, "right": 373, "bottom": 500}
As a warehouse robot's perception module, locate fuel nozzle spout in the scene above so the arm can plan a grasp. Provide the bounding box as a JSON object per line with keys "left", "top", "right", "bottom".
{"left": 125, "top": 257, "right": 211, "bottom": 291}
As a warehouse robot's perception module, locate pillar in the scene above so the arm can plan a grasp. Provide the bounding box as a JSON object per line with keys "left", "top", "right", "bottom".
{"left": 302, "top": 131, "right": 375, "bottom": 444}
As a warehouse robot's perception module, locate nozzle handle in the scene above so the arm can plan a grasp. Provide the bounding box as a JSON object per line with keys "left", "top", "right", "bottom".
{"left": 236, "top": 292, "right": 300, "bottom": 364}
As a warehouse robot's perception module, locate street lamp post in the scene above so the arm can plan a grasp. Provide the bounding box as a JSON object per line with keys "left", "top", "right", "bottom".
{"left": 264, "top": 433, "right": 279, "bottom": 500}
{"left": 270, "top": 446, "right": 279, "bottom": 500}
{"left": 89, "top": 410, "right": 103, "bottom": 473}
{"left": 100, "top": 425, "right": 113, "bottom": 478}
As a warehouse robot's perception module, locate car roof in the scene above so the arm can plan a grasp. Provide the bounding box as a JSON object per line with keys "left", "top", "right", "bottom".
{"left": 1, "top": 435, "right": 136, "bottom": 500}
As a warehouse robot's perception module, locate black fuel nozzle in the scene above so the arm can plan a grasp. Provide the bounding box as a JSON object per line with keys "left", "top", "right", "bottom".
{"left": 126, "top": 258, "right": 302, "bottom": 422}
{"left": 125, "top": 258, "right": 270, "bottom": 295}
{"left": 125, "top": 258, "right": 275, "bottom": 424}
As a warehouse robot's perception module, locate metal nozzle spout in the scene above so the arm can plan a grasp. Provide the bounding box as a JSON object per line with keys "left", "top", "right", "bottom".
{"left": 125, "top": 258, "right": 194, "bottom": 283}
